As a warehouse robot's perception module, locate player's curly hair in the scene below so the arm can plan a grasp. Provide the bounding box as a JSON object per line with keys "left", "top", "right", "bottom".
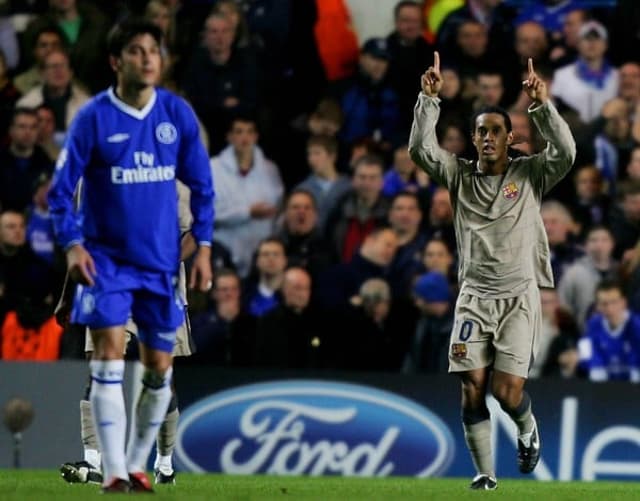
{"left": 470, "top": 106, "right": 512, "bottom": 134}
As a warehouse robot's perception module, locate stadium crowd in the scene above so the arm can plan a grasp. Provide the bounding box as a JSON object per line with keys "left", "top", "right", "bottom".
{"left": 1, "top": 0, "right": 640, "bottom": 382}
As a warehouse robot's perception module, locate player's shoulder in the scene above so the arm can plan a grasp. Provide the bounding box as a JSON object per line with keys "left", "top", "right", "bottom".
{"left": 155, "top": 88, "right": 194, "bottom": 114}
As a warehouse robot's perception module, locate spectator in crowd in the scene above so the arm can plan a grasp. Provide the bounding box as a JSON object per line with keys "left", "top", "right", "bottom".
{"left": 619, "top": 61, "right": 640, "bottom": 113}
{"left": 0, "top": 15, "right": 19, "bottom": 72}
{"left": 529, "top": 288, "right": 580, "bottom": 379}
{"left": 386, "top": 0, "right": 434, "bottom": 131}
{"left": 541, "top": 200, "right": 583, "bottom": 282}
{"left": 26, "top": 172, "right": 56, "bottom": 265}
{"left": 0, "top": 108, "right": 53, "bottom": 212}
{"left": 336, "top": 37, "right": 400, "bottom": 149}
{"left": 211, "top": 116, "right": 284, "bottom": 277}
{"left": 25, "top": 0, "right": 110, "bottom": 93}
{"left": 16, "top": 49, "right": 90, "bottom": 143}
{"left": 339, "top": 277, "right": 414, "bottom": 371}
{"left": 609, "top": 180, "right": 640, "bottom": 259}
{"left": 326, "top": 155, "right": 390, "bottom": 263}
{"left": 188, "top": 268, "right": 256, "bottom": 367}
{"left": 438, "top": 120, "right": 469, "bottom": 157}
{"left": 514, "top": 21, "right": 550, "bottom": 71}
{"left": 424, "top": 187, "right": 457, "bottom": 252}
{"left": 548, "top": 7, "right": 588, "bottom": 68}
{"left": 317, "top": 227, "right": 398, "bottom": 311}
{"left": 212, "top": 0, "right": 252, "bottom": 50}
{"left": 0, "top": 210, "right": 57, "bottom": 324}
{"left": 277, "top": 189, "right": 332, "bottom": 280}
{"left": 472, "top": 69, "right": 506, "bottom": 111}
{"left": 558, "top": 225, "right": 618, "bottom": 328}
{"left": 387, "top": 192, "right": 427, "bottom": 300}
{"left": 627, "top": 145, "right": 640, "bottom": 181}
{"left": 593, "top": 98, "right": 635, "bottom": 195}
{"left": 14, "top": 25, "right": 65, "bottom": 95}
{"left": 36, "top": 104, "right": 61, "bottom": 163}
{"left": 183, "top": 12, "right": 258, "bottom": 154}
{"left": 422, "top": 237, "right": 457, "bottom": 290}
{"left": 296, "top": 135, "right": 351, "bottom": 232}
{"left": 403, "top": 271, "right": 454, "bottom": 374}
{"left": 436, "top": 0, "right": 517, "bottom": 63}
{"left": 144, "top": 0, "right": 180, "bottom": 91}
{"left": 551, "top": 20, "right": 619, "bottom": 124}
{"left": 446, "top": 20, "right": 493, "bottom": 102}
{"left": 579, "top": 280, "right": 640, "bottom": 382}
{"left": 514, "top": 0, "right": 582, "bottom": 41}
{"left": 0, "top": 49, "right": 20, "bottom": 145}
{"left": 255, "top": 267, "right": 328, "bottom": 369}
{"left": 382, "top": 144, "right": 425, "bottom": 197}
{"left": 508, "top": 110, "right": 536, "bottom": 156}
{"left": 569, "top": 165, "right": 611, "bottom": 241}
{"left": 243, "top": 237, "right": 287, "bottom": 318}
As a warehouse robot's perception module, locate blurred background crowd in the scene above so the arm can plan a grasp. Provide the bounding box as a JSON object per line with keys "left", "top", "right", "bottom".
{"left": 1, "top": 0, "right": 640, "bottom": 382}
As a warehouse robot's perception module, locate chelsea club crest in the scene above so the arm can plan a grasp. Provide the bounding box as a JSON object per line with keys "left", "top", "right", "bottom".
{"left": 156, "top": 122, "right": 177, "bottom": 144}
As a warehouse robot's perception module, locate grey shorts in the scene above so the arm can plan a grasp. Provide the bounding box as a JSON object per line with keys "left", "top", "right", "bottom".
{"left": 448, "top": 284, "right": 541, "bottom": 378}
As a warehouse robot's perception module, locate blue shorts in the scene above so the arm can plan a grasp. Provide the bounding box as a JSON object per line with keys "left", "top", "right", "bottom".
{"left": 71, "top": 250, "right": 183, "bottom": 353}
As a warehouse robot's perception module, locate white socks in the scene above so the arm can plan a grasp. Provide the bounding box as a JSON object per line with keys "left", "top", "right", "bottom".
{"left": 126, "top": 367, "right": 173, "bottom": 473}
{"left": 89, "top": 360, "right": 127, "bottom": 482}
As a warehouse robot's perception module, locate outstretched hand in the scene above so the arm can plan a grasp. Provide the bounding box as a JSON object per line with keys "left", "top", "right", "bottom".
{"left": 522, "top": 58, "right": 548, "bottom": 104}
{"left": 421, "top": 51, "right": 443, "bottom": 98}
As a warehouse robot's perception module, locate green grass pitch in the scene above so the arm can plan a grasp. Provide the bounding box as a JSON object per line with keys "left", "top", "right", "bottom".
{"left": 1, "top": 470, "right": 639, "bottom": 499}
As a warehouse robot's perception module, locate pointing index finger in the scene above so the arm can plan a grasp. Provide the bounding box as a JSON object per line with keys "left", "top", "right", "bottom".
{"left": 528, "top": 57, "right": 534, "bottom": 75}
{"left": 434, "top": 51, "right": 440, "bottom": 73}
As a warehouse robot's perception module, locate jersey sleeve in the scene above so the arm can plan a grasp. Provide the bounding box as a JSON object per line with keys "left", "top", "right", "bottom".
{"left": 175, "top": 101, "right": 214, "bottom": 247}
{"left": 526, "top": 100, "right": 577, "bottom": 197}
{"left": 47, "top": 104, "right": 94, "bottom": 250}
{"left": 408, "top": 94, "right": 460, "bottom": 189}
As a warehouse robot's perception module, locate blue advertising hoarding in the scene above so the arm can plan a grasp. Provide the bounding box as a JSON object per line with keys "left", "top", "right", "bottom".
{"left": 172, "top": 367, "right": 640, "bottom": 481}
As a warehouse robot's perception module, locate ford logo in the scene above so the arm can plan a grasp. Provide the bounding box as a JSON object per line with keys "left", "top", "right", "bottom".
{"left": 175, "top": 380, "right": 455, "bottom": 477}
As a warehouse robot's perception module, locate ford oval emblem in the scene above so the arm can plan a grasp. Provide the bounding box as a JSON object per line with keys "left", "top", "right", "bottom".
{"left": 175, "top": 380, "right": 455, "bottom": 477}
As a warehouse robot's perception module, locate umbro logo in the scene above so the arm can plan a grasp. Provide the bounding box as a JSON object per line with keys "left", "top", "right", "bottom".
{"left": 107, "top": 133, "right": 130, "bottom": 143}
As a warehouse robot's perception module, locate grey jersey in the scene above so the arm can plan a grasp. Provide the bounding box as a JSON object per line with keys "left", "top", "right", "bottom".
{"left": 409, "top": 95, "right": 576, "bottom": 298}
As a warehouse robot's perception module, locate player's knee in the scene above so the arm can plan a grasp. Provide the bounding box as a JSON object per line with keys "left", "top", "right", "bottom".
{"left": 491, "top": 382, "right": 521, "bottom": 409}
{"left": 142, "top": 366, "right": 173, "bottom": 390}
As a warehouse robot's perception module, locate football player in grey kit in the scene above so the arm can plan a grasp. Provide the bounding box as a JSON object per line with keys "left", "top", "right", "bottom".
{"left": 409, "top": 53, "right": 576, "bottom": 490}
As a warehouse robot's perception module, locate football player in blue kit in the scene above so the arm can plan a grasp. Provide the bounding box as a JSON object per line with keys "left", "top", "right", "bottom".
{"left": 48, "top": 18, "right": 214, "bottom": 493}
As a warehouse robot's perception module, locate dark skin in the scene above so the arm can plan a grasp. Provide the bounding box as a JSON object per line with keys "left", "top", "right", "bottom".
{"left": 421, "top": 52, "right": 550, "bottom": 414}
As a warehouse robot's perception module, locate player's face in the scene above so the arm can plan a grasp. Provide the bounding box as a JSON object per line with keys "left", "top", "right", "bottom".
{"left": 115, "top": 34, "right": 162, "bottom": 89}
{"left": 472, "top": 113, "right": 512, "bottom": 164}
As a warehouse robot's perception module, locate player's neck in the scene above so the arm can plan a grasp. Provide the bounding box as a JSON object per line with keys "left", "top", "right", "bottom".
{"left": 115, "top": 83, "right": 154, "bottom": 110}
{"left": 478, "top": 158, "right": 508, "bottom": 176}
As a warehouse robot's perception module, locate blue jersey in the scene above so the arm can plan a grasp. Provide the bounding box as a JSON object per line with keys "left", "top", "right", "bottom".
{"left": 579, "top": 312, "right": 640, "bottom": 382}
{"left": 48, "top": 87, "right": 214, "bottom": 272}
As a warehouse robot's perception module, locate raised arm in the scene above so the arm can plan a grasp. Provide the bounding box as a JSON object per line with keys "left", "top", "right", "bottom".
{"left": 523, "top": 58, "right": 577, "bottom": 196}
{"left": 408, "top": 51, "right": 459, "bottom": 189}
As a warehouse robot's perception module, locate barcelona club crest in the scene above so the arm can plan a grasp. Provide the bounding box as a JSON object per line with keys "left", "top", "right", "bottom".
{"left": 502, "top": 182, "right": 519, "bottom": 200}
